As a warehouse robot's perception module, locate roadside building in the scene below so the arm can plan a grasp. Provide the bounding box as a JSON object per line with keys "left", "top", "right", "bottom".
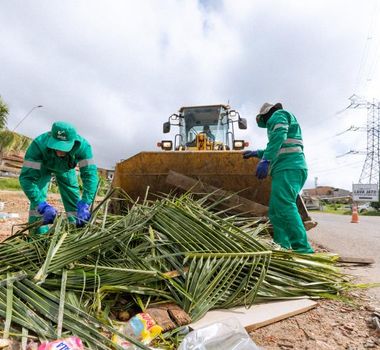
{"left": 303, "top": 186, "right": 351, "bottom": 204}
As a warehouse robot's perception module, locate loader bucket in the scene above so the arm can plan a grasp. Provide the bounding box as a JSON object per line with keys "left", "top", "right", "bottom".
{"left": 111, "top": 151, "right": 314, "bottom": 225}
{"left": 114, "top": 151, "right": 269, "bottom": 204}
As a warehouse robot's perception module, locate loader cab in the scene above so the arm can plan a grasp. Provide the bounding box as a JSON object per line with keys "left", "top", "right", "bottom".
{"left": 159, "top": 104, "right": 248, "bottom": 151}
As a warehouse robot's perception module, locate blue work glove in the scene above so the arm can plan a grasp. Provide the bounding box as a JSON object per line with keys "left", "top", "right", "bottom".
{"left": 242, "top": 150, "right": 259, "bottom": 159}
{"left": 37, "top": 201, "right": 57, "bottom": 225}
{"left": 256, "top": 159, "right": 270, "bottom": 179}
{"left": 76, "top": 200, "right": 91, "bottom": 227}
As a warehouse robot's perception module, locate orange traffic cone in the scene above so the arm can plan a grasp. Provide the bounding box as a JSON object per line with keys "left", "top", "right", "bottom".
{"left": 351, "top": 205, "right": 359, "bottom": 223}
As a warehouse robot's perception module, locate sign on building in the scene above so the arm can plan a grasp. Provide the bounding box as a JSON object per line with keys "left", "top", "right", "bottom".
{"left": 352, "top": 184, "right": 379, "bottom": 202}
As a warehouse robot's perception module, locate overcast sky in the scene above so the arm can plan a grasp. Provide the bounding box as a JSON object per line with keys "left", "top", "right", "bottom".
{"left": 1, "top": 0, "right": 379, "bottom": 191}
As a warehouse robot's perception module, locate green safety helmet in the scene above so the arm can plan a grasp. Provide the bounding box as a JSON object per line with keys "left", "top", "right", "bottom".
{"left": 47, "top": 121, "right": 78, "bottom": 152}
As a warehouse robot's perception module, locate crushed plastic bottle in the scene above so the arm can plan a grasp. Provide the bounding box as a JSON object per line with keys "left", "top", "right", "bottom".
{"left": 112, "top": 312, "right": 163, "bottom": 349}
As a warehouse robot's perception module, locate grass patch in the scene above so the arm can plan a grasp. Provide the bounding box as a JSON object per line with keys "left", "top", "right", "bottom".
{"left": 0, "top": 177, "right": 61, "bottom": 193}
{"left": 360, "top": 210, "right": 380, "bottom": 216}
{"left": 318, "top": 205, "right": 350, "bottom": 215}
{"left": 0, "top": 177, "right": 21, "bottom": 191}
{"left": 313, "top": 204, "right": 380, "bottom": 216}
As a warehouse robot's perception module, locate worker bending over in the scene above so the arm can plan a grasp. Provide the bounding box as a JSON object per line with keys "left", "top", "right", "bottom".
{"left": 243, "top": 103, "right": 314, "bottom": 254}
{"left": 19, "top": 121, "right": 98, "bottom": 234}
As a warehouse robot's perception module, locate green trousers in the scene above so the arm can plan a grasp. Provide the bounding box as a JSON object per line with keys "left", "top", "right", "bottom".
{"left": 269, "top": 169, "right": 314, "bottom": 254}
{"left": 29, "top": 169, "right": 80, "bottom": 234}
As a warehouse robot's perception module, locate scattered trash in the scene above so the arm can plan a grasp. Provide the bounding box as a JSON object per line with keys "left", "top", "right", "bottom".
{"left": 38, "top": 336, "right": 84, "bottom": 350}
{"left": 112, "top": 313, "right": 163, "bottom": 349}
{"left": 118, "top": 310, "right": 131, "bottom": 321}
{"left": 179, "top": 318, "right": 261, "bottom": 350}
{"left": 146, "top": 303, "right": 192, "bottom": 332}
{"left": 27, "top": 340, "right": 39, "bottom": 350}
{"left": 372, "top": 313, "right": 380, "bottom": 335}
{"left": 0, "top": 212, "right": 19, "bottom": 221}
{"left": 0, "top": 339, "right": 11, "bottom": 349}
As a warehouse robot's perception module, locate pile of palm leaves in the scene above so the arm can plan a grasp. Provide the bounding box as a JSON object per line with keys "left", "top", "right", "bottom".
{"left": 0, "top": 190, "right": 351, "bottom": 349}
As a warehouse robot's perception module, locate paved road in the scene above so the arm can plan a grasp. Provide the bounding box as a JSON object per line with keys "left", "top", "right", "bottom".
{"left": 308, "top": 212, "right": 380, "bottom": 307}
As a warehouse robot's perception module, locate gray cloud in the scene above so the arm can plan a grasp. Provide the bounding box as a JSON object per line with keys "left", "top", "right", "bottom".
{"left": 0, "top": 0, "right": 378, "bottom": 191}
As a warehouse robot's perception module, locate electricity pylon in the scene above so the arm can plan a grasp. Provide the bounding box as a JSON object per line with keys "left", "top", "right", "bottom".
{"left": 347, "top": 95, "right": 380, "bottom": 184}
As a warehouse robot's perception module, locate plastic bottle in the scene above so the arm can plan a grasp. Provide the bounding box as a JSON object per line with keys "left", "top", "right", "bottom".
{"left": 112, "top": 312, "right": 163, "bottom": 349}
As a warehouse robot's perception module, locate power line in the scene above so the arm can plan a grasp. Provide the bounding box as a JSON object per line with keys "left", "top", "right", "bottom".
{"left": 335, "top": 125, "right": 366, "bottom": 136}
{"left": 364, "top": 4, "right": 380, "bottom": 86}
{"left": 305, "top": 109, "right": 348, "bottom": 130}
{"left": 336, "top": 150, "right": 366, "bottom": 158}
{"left": 311, "top": 160, "right": 363, "bottom": 175}
{"left": 366, "top": 35, "right": 380, "bottom": 83}
{"left": 354, "top": 0, "right": 380, "bottom": 93}
{"left": 311, "top": 158, "right": 364, "bottom": 171}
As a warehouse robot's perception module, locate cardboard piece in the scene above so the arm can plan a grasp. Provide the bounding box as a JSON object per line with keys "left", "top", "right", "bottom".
{"left": 147, "top": 303, "right": 191, "bottom": 331}
{"left": 146, "top": 308, "right": 177, "bottom": 332}
{"left": 190, "top": 299, "right": 317, "bottom": 332}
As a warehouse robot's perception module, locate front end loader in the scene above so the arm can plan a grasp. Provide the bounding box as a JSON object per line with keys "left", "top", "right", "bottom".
{"left": 111, "top": 104, "right": 315, "bottom": 229}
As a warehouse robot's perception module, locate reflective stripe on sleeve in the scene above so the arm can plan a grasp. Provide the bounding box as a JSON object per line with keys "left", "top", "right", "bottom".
{"left": 23, "top": 160, "right": 42, "bottom": 170}
{"left": 278, "top": 147, "right": 303, "bottom": 154}
{"left": 283, "top": 138, "right": 303, "bottom": 146}
{"left": 66, "top": 211, "right": 77, "bottom": 217}
{"left": 273, "top": 123, "right": 288, "bottom": 131}
{"left": 78, "top": 159, "right": 95, "bottom": 168}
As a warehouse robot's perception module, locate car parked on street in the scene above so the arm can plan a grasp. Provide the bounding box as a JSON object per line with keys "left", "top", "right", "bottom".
{"left": 357, "top": 202, "right": 377, "bottom": 213}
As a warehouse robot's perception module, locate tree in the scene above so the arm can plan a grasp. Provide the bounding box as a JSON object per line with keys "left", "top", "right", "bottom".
{"left": 0, "top": 98, "right": 31, "bottom": 166}
{"left": 0, "top": 96, "right": 9, "bottom": 130}
{"left": 372, "top": 200, "right": 380, "bottom": 210}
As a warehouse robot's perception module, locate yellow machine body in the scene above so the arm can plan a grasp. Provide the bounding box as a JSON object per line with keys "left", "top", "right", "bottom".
{"left": 112, "top": 151, "right": 271, "bottom": 205}
{"left": 111, "top": 104, "right": 312, "bottom": 223}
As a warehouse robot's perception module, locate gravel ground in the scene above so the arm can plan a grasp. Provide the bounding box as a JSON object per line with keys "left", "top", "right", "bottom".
{"left": 309, "top": 212, "right": 380, "bottom": 309}
{"left": 251, "top": 295, "right": 380, "bottom": 349}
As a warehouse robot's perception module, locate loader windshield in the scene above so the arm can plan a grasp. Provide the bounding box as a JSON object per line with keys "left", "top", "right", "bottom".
{"left": 179, "top": 105, "right": 229, "bottom": 147}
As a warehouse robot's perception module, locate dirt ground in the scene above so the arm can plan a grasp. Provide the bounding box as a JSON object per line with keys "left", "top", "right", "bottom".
{"left": 0, "top": 190, "right": 64, "bottom": 241}
{"left": 251, "top": 294, "right": 380, "bottom": 349}
{"left": 0, "top": 190, "right": 379, "bottom": 349}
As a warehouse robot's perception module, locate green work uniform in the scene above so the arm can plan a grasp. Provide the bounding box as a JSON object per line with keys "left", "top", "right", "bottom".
{"left": 19, "top": 132, "right": 98, "bottom": 234}
{"left": 257, "top": 110, "right": 314, "bottom": 253}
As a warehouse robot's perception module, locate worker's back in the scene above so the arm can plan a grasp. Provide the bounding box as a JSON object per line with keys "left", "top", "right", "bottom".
{"left": 266, "top": 110, "right": 307, "bottom": 174}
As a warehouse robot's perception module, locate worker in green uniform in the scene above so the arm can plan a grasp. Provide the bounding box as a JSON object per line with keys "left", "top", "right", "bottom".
{"left": 19, "top": 121, "right": 98, "bottom": 234}
{"left": 243, "top": 103, "right": 314, "bottom": 253}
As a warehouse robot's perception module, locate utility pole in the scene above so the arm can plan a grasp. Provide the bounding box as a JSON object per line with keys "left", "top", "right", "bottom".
{"left": 12, "top": 105, "right": 43, "bottom": 132}
{"left": 314, "top": 177, "right": 318, "bottom": 196}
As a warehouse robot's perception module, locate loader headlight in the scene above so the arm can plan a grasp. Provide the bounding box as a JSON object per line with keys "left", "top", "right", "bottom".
{"left": 158, "top": 140, "right": 173, "bottom": 151}
{"left": 233, "top": 140, "right": 245, "bottom": 150}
